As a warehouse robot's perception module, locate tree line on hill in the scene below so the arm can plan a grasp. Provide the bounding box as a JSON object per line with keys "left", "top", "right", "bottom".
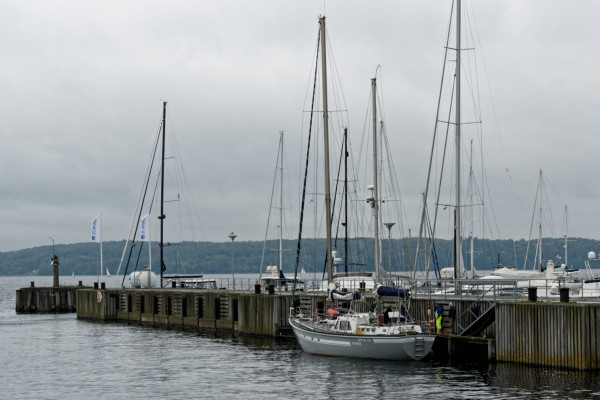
{"left": 1, "top": 237, "right": 599, "bottom": 278}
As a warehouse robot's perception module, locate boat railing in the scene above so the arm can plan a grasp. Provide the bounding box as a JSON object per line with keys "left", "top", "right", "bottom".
{"left": 198, "top": 277, "right": 310, "bottom": 292}
{"left": 410, "top": 278, "right": 519, "bottom": 300}
{"left": 191, "top": 276, "right": 590, "bottom": 298}
{"left": 408, "top": 277, "right": 590, "bottom": 300}
{"left": 453, "top": 281, "right": 503, "bottom": 335}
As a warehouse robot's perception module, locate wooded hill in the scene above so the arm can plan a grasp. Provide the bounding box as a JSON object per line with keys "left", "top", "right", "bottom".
{"left": 1, "top": 237, "right": 598, "bottom": 277}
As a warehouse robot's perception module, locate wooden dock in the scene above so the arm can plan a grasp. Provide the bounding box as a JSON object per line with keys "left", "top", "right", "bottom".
{"left": 76, "top": 287, "right": 600, "bottom": 369}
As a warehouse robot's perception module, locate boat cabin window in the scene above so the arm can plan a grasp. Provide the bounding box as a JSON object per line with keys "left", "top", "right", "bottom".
{"left": 337, "top": 320, "right": 351, "bottom": 331}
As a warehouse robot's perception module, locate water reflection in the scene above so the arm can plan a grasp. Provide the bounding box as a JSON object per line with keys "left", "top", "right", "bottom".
{"left": 3, "top": 276, "right": 600, "bottom": 400}
{"left": 490, "top": 362, "right": 600, "bottom": 399}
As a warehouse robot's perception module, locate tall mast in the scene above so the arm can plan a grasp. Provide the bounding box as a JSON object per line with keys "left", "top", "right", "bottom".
{"left": 159, "top": 101, "right": 167, "bottom": 287}
{"left": 319, "top": 17, "right": 334, "bottom": 284}
{"left": 455, "top": 0, "right": 464, "bottom": 279}
{"left": 469, "top": 139, "right": 474, "bottom": 277}
{"left": 538, "top": 169, "right": 543, "bottom": 270}
{"left": 564, "top": 205, "right": 568, "bottom": 267}
{"left": 279, "top": 131, "right": 284, "bottom": 287}
{"left": 344, "top": 128, "right": 348, "bottom": 274}
{"left": 371, "top": 77, "right": 380, "bottom": 284}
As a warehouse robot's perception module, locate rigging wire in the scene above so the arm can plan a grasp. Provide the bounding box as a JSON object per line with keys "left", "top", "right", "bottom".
{"left": 292, "top": 27, "right": 321, "bottom": 294}
{"left": 165, "top": 107, "right": 208, "bottom": 243}
{"left": 416, "top": 0, "right": 455, "bottom": 278}
{"left": 466, "top": 0, "right": 529, "bottom": 233}
{"left": 259, "top": 133, "right": 283, "bottom": 281}
{"left": 118, "top": 115, "right": 163, "bottom": 287}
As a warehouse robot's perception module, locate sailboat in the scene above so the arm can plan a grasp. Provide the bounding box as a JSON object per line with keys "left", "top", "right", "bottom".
{"left": 419, "top": 0, "right": 514, "bottom": 285}
{"left": 489, "top": 171, "right": 575, "bottom": 282}
{"left": 117, "top": 102, "right": 215, "bottom": 290}
{"left": 258, "top": 131, "right": 304, "bottom": 291}
{"left": 121, "top": 104, "right": 169, "bottom": 289}
{"left": 289, "top": 17, "right": 435, "bottom": 361}
{"left": 324, "top": 128, "right": 376, "bottom": 292}
{"left": 106, "top": 267, "right": 111, "bottom": 277}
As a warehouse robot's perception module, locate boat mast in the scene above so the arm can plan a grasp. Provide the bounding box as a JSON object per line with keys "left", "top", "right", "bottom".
{"left": 160, "top": 101, "right": 167, "bottom": 287}
{"left": 455, "top": 0, "right": 464, "bottom": 279}
{"left": 469, "top": 139, "right": 474, "bottom": 277}
{"left": 319, "top": 17, "right": 334, "bottom": 284}
{"left": 371, "top": 77, "right": 380, "bottom": 284}
{"left": 564, "top": 205, "right": 568, "bottom": 267}
{"left": 538, "top": 169, "right": 544, "bottom": 271}
{"left": 344, "top": 128, "right": 349, "bottom": 274}
{"left": 279, "top": 131, "right": 284, "bottom": 288}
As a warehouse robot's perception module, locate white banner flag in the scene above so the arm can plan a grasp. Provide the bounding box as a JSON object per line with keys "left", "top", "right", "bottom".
{"left": 91, "top": 215, "right": 101, "bottom": 243}
{"left": 140, "top": 214, "right": 150, "bottom": 242}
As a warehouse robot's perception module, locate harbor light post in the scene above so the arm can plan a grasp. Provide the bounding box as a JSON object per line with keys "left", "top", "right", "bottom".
{"left": 384, "top": 222, "right": 395, "bottom": 285}
{"left": 50, "top": 236, "right": 59, "bottom": 288}
{"left": 228, "top": 232, "right": 237, "bottom": 290}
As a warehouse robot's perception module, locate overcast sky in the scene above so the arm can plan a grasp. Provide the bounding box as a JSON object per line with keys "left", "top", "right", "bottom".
{"left": 1, "top": 0, "right": 599, "bottom": 252}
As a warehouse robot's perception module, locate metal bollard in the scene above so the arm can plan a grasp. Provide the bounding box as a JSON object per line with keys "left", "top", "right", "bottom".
{"left": 560, "top": 287, "right": 569, "bottom": 303}
{"left": 528, "top": 287, "right": 537, "bottom": 302}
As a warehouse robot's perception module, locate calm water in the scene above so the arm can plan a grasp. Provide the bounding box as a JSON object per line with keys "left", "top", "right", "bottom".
{"left": 2, "top": 276, "right": 600, "bottom": 399}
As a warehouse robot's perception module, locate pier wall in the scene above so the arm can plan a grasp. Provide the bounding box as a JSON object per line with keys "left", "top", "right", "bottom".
{"left": 76, "top": 288, "right": 489, "bottom": 338}
{"left": 16, "top": 285, "right": 84, "bottom": 313}
{"left": 77, "top": 289, "right": 325, "bottom": 338}
{"left": 496, "top": 302, "right": 600, "bottom": 370}
{"left": 77, "top": 288, "right": 600, "bottom": 369}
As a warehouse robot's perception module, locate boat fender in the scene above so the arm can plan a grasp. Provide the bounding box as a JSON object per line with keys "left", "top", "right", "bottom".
{"left": 427, "top": 308, "right": 433, "bottom": 332}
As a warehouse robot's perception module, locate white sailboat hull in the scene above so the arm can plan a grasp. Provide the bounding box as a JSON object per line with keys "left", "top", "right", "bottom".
{"left": 289, "top": 318, "right": 435, "bottom": 361}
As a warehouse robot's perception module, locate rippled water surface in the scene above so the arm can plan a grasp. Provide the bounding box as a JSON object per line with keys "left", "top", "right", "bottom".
{"left": 3, "top": 276, "right": 600, "bottom": 399}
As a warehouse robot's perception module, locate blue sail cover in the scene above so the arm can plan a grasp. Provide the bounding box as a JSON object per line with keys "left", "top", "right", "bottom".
{"left": 278, "top": 269, "right": 304, "bottom": 286}
{"left": 377, "top": 285, "right": 409, "bottom": 298}
{"left": 330, "top": 290, "right": 361, "bottom": 301}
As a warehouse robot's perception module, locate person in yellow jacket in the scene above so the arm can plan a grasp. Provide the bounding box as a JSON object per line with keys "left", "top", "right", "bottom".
{"left": 435, "top": 304, "right": 443, "bottom": 334}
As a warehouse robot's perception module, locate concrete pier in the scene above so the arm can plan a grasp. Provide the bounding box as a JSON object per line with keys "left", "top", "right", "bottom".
{"left": 76, "top": 288, "right": 600, "bottom": 369}
{"left": 77, "top": 288, "right": 312, "bottom": 338}
{"left": 16, "top": 282, "right": 87, "bottom": 313}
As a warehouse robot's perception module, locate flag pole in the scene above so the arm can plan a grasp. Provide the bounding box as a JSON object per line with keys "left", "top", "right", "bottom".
{"left": 96, "top": 246, "right": 99, "bottom": 287}
{"left": 148, "top": 228, "right": 152, "bottom": 271}
{"left": 140, "top": 213, "right": 151, "bottom": 287}
{"left": 100, "top": 212, "right": 103, "bottom": 283}
{"left": 91, "top": 214, "right": 102, "bottom": 287}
